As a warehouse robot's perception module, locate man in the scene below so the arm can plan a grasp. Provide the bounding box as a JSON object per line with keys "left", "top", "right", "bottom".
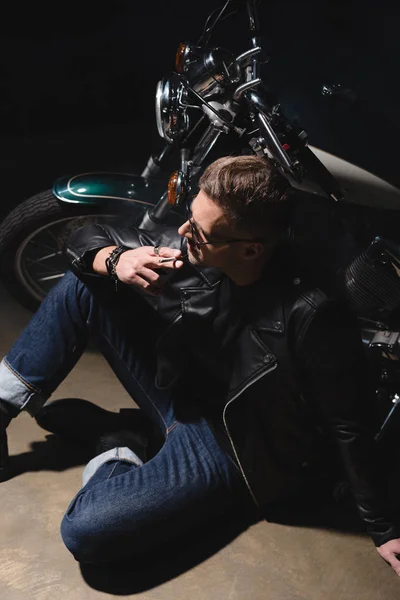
{"left": 0, "top": 155, "right": 399, "bottom": 572}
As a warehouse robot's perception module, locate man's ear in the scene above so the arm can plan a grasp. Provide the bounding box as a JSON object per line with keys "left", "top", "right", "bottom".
{"left": 243, "top": 242, "right": 265, "bottom": 259}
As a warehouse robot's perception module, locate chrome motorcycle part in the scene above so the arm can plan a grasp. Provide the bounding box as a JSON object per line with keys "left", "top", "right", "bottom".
{"left": 344, "top": 237, "right": 400, "bottom": 319}
{"left": 246, "top": 0, "right": 262, "bottom": 78}
{"left": 370, "top": 331, "right": 400, "bottom": 359}
{"left": 201, "top": 100, "right": 236, "bottom": 131}
{"left": 375, "top": 393, "right": 400, "bottom": 443}
{"left": 191, "top": 125, "right": 223, "bottom": 169}
{"left": 175, "top": 42, "right": 201, "bottom": 74}
{"left": 247, "top": 0, "right": 259, "bottom": 35}
{"left": 189, "top": 47, "right": 241, "bottom": 99}
{"left": 236, "top": 46, "right": 262, "bottom": 67}
{"left": 257, "top": 111, "right": 295, "bottom": 174}
{"left": 321, "top": 83, "right": 357, "bottom": 103}
{"left": 179, "top": 76, "right": 245, "bottom": 136}
{"left": 155, "top": 73, "right": 189, "bottom": 143}
{"left": 233, "top": 77, "right": 261, "bottom": 102}
{"left": 175, "top": 41, "right": 190, "bottom": 73}
{"left": 167, "top": 170, "right": 187, "bottom": 206}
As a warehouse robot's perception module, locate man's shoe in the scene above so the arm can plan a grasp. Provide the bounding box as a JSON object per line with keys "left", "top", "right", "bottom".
{"left": 35, "top": 398, "right": 153, "bottom": 447}
{"left": 95, "top": 430, "right": 149, "bottom": 463}
{"left": 0, "top": 411, "right": 12, "bottom": 470}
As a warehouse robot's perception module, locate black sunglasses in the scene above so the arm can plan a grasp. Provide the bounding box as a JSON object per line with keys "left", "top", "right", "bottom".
{"left": 185, "top": 202, "right": 266, "bottom": 249}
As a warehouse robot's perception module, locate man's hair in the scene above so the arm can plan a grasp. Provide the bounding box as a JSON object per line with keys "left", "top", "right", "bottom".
{"left": 198, "top": 155, "right": 292, "bottom": 245}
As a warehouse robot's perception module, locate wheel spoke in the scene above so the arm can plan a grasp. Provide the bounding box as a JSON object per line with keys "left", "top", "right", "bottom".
{"left": 46, "top": 228, "right": 60, "bottom": 243}
{"left": 36, "top": 273, "right": 65, "bottom": 282}
{"left": 23, "top": 257, "right": 67, "bottom": 275}
{"left": 15, "top": 213, "right": 114, "bottom": 304}
{"left": 25, "top": 250, "right": 63, "bottom": 264}
{"left": 28, "top": 239, "right": 59, "bottom": 253}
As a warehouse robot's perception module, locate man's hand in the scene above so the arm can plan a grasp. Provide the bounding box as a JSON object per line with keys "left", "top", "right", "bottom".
{"left": 114, "top": 245, "right": 183, "bottom": 295}
{"left": 92, "top": 245, "right": 183, "bottom": 296}
{"left": 377, "top": 539, "right": 400, "bottom": 576}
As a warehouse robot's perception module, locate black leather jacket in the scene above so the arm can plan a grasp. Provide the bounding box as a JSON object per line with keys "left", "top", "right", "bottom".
{"left": 65, "top": 221, "right": 399, "bottom": 547}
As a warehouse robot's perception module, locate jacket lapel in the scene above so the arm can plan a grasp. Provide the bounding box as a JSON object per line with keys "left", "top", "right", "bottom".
{"left": 155, "top": 265, "right": 221, "bottom": 389}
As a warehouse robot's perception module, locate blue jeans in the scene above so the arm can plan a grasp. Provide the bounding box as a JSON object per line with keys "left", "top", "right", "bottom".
{"left": 0, "top": 271, "right": 255, "bottom": 563}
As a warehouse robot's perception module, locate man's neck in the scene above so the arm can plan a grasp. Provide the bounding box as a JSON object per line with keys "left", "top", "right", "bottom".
{"left": 223, "top": 256, "right": 269, "bottom": 287}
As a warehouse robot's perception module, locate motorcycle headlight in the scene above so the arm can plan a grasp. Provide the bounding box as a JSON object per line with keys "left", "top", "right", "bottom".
{"left": 155, "top": 73, "right": 189, "bottom": 143}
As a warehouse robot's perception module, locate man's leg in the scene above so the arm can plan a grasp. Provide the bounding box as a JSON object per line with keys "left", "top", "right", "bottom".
{"left": 0, "top": 271, "right": 95, "bottom": 425}
{"left": 0, "top": 270, "right": 164, "bottom": 446}
{"left": 61, "top": 415, "right": 256, "bottom": 564}
{"left": 0, "top": 270, "right": 257, "bottom": 560}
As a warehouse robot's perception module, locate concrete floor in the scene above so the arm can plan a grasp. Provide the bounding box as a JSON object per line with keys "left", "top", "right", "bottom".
{"left": 1, "top": 282, "right": 400, "bottom": 600}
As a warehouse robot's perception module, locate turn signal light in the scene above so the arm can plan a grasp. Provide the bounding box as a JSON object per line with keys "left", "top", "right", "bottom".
{"left": 167, "top": 171, "right": 179, "bottom": 205}
{"left": 175, "top": 42, "right": 186, "bottom": 73}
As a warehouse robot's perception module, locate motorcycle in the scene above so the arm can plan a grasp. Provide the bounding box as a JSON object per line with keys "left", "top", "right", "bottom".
{"left": 1, "top": 1, "right": 400, "bottom": 439}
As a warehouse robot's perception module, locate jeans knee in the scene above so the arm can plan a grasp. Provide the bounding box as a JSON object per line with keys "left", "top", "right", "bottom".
{"left": 48, "top": 269, "right": 94, "bottom": 323}
{"left": 60, "top": 491, "right": 132, "bottom": 564}
{"left": 60, "top": 508, "right": 101, "bottom": 563}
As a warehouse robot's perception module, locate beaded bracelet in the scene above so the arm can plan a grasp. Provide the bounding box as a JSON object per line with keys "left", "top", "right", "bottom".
{"left": 105, "top": 245, "right": 130, "bottom": 290}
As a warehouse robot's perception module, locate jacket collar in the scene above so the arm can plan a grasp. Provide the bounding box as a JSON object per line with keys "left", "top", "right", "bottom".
{"left": 161, "top": 241, "right": 302, "bottom": 335}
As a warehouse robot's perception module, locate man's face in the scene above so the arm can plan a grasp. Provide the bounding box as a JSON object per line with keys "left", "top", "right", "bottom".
{"left": 177, "top": 190, "right": 245, "bottom": 269}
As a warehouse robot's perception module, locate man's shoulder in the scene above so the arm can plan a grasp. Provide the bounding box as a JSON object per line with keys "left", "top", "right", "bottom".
{"left": 269, "top": 242, "right": 352, "bottom": 341}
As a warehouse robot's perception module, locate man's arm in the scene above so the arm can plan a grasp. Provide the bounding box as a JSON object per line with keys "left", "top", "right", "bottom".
{"left": 296, "top": 300, "right": 400, "bottom": 572}
{"left": 64, "top": 221, "right": 183, "bottom": 276}
{"left": 63, "top": 223, "right": 183, "bottom": 295}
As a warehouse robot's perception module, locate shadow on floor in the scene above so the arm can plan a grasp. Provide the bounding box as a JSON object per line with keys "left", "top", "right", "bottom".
{"left": 3, "top": 432, "right": 392, "bottom": 595}
{"left": 80, "top": 511, "right": 261, "bottom": 594}
{"left": 79, "top": 491, "right": 368, "bottom": 595}
{"left": 1, "top": 434, "right": 92, "bottom": 481}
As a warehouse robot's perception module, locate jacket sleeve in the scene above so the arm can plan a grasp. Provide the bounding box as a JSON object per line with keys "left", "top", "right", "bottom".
{"left": 63, "top": 222, "right": 182, "bottom": 277}
{"left": 296, "top": 299, "right": 400, "bottom": 547}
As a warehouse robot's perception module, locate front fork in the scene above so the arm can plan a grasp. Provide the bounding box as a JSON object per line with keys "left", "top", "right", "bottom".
{"left": 139, "top": 126, "right": 223, "bottom": 229}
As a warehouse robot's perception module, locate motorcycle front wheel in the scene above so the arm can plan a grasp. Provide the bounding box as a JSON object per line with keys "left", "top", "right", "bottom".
{"left": 0, "top": 190, "right": 145, "bottom": 311}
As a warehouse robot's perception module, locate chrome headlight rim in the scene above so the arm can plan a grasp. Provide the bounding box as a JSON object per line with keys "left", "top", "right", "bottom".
{"left": 155, "top": 74, "right": 189, "bottom": 143}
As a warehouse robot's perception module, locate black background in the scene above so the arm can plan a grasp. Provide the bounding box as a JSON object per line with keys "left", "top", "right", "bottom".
{"left": 0, "top": 0, "right": 399, "bottom": 220}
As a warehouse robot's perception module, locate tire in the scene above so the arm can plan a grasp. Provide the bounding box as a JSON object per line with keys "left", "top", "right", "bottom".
{"left": 0, "top": 190, "right": 124, "bottom": 311}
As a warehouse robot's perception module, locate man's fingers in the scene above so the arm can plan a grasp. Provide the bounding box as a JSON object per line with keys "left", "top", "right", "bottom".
{"left": 156, "top": 246, "right": 182, "bottom": 259}
{"left": 388, "top": 556, "right": 400, "bottom": 577}
{"left": 156, "top": 258, "right": 184, "bottom": 270}
{"left": 138, "top": 267, "right": 161, "bottom": 284}
{"left": 377, "top": 542, "right": 400, "bottom": 577}
{"left": 115, "top": 246, "right": 183, "bottom": 294}
{"left": 134, "top": 274, "right": 163, "bottom": 296}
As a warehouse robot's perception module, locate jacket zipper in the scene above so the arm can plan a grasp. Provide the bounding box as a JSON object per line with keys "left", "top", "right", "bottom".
{"left": 222, "top": 362, "right": 278, "bottom": 507}
{"left": 65, "top": 246, "right": 81, "bottom": 266}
